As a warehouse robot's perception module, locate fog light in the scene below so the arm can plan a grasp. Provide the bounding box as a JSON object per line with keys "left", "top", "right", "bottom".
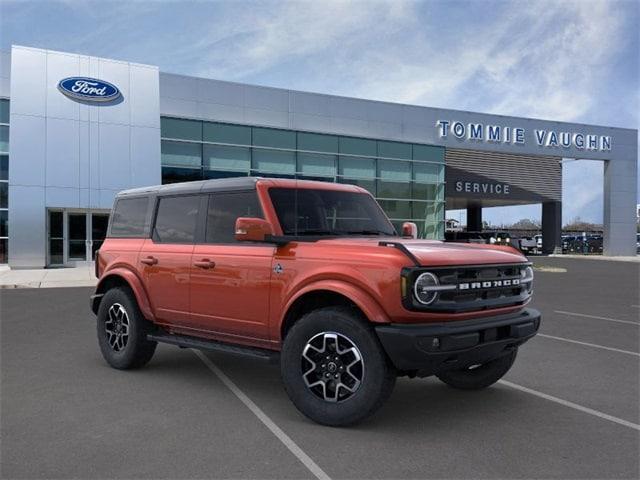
{"left": 432, "top": 338, "right": 440, "bottom": 349}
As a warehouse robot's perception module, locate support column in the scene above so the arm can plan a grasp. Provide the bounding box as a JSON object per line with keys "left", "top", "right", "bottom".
{"left": 467, "top": 204, "right": 482, "bottom": 232}
{"left": 603, "top": 155, "right": 637, "bottom": 256}
{"left": 542, "top": 201, "right": 562, "bottom": 254}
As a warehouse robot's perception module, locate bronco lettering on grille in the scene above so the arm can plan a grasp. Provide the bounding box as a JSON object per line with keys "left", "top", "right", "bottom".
{"left": 458, "top": 278, "right": 520, "bottom": 290}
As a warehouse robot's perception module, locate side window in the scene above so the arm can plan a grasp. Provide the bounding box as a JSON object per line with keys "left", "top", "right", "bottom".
{"left": 110, "top": 197, "right": 149, "bottom": 237}
{"left": 153, "top": 195, "right": 200, "bottom": 244}
{"left": 206, "top": 191, "right": 262, "bottom": 244}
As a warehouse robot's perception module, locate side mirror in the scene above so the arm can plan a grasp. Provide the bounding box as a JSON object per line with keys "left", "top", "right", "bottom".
{"left": 401, "top": 222, "right": 418, "bottom": 239}
{"left": 235, "top": 217, "right": 274, "bottom": 242}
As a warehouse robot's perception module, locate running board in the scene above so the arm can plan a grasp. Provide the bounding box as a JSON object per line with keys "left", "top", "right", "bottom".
{"left": 147, "top": 332, "right": 279, "bottom": 362}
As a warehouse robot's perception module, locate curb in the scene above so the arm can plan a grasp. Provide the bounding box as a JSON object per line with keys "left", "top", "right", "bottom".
{"left": 0, "top": 281, "right": 97, "bottom": 289}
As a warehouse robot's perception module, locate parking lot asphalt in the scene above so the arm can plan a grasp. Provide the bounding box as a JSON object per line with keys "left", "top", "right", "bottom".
{"left": 1, "top": 256, "right": 639, "bottom": 479}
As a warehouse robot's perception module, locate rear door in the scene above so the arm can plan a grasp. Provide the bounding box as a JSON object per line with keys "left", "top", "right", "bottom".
{"left": 139, "top": 194, "right": 201, "bottom": 326}
{"left": 189, "top": 190, "right": 274, "bottom": 344}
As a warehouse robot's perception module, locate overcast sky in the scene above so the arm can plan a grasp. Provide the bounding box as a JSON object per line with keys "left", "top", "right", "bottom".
{"left": 1, "top": 0, "right": 638, "bottom": 225}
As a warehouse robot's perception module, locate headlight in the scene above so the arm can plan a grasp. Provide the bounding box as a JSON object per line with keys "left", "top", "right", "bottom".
{"left": 520, "top": 266, "right": 534, "bottom": 292}
{"left": 414, "top": 272, "right": 440, "bottom": 305}
{"left": 489, "top": 237, "right": 496, "bottom": 244}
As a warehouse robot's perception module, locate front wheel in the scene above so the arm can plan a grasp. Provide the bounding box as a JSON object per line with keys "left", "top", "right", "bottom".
{"left": 281, "top": 307, "right": 396, "bottom": 427}
{"left": 436, "top": 349, "right": 517, "bottom": 390}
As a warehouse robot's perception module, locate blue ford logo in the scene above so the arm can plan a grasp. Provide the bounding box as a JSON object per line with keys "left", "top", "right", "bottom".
{"left": 57, "top": 77, "right": 121, "bottom": 102}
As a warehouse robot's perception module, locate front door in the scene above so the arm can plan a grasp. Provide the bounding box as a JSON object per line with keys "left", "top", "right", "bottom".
{"left": 139, "top": 195, "right": 200, "bottom": 326}
{"left": 189, "top": 191, "right": 274, "bottom": 344}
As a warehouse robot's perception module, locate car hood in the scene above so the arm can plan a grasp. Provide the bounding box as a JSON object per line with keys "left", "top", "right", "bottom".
{"left": 315, "top": 237, "right": 527, "bottom": 266}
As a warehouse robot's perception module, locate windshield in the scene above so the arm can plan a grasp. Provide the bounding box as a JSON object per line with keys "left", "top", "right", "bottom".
{"left": 268, "top": 187, "right": 397, "bottom": 237}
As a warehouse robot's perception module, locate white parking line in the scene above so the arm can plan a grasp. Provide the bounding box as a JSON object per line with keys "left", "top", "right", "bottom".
{"left": 499, "top": 380, "right": 640, "bottom": 432}
{"left": 554, "top": 310, "right": 640, "bottom": 326}
{"left": 193, "top": 349, "right": 331, "bottom": 480}
{"left": 538, "top": 333, "right": 640, "bottom": 357}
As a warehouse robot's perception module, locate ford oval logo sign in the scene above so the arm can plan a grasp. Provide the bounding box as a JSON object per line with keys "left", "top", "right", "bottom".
{"left": 57, "top": 77, "right": 121, "bottom": 102}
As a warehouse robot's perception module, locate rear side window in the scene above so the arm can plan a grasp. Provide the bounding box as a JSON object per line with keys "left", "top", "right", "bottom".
{"left": 206, "top": 191, "right": 262, "bottom": 244}
{"left": 110, "top": 197, "right": 149, "bottom": 237}
{"left": 153, "top": 195, "right": 200, "bottom": 244}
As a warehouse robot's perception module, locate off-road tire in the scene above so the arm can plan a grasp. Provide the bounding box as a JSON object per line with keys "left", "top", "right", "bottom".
{"left": 436, "top": 349, "right": 517, "bottom": 390}
{"left": 281, "top": 306, "right": 396, "bottom": 427}
{"left": 96, "top": 287, "right": 157, "bottom": 370}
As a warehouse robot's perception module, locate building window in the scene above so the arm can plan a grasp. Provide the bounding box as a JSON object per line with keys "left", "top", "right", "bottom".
{"left": 0, "top": 182, "right": 7, "bottom": 209}
{"left": 161, "top": 117, "right": 202, "bottom": 141}
{"left": 0, "top": 210, "right": 7, "bottom": 264}
{"left": 413, "top": 144, "right": 445, "bottom": 163}
{"left": 203, "top": 144, "right": 250, "bottom": 172}
{"left": 161, "top": 140, "right": 201, "bottom": 168}
{"left": 162, "top": 166, "right": 203, "bottom": 184}
{"left": 0, "top": 155, "right": 7, "bottom": 181}
{"left": 203, "top": 122, "right": 251, "bottom": 145}
{"left": 339, "top": 137, "right": 377, "bottom": 157}
{"left": 297, "top": 132, "right": 339, "bottom": 154}
{"left": 378, "top": 140, "right": 412, "bottom": 160}
{"left": 252, "top": 148, "right": 296, "bottom": 175}
{"left": 160, "top": 116, "right": 446, "bottom": 239}
{"left": 0, "top": 126, "right": 8, "bottom": 154}
{"left": 0, "top": 99, "right": 8, "bottom": 124}
{"left": 0, "top": 99, "right": 8, "bottom": 264}
{"left": 297, "top": 153, "right": 336, "bottom": 178}
{"left": 377, "top": 160, "right": 411, "bottom": 199}
{"left": 252, "top": 127, "right": 296, "bottom": 149}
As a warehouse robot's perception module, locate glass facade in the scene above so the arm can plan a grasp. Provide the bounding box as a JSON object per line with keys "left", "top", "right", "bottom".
{"left": 0, "top": 99, "right": 8, "bottom": 263}
{"left": 161, "top": 117, "right": 445, "bottom": 238}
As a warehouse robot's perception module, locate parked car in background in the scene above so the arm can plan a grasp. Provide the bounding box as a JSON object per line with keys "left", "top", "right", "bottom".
{"left": 518, "top": 236, "right": 538, "bottom": 254}
{"left": 91, "top": 177, "right": 540, "bottom": 426}
{"left": 445, "top": 230, "right": 512, "bottom": 246}
{"left": 563, "top": 234, "right": 603, "bottom": 254}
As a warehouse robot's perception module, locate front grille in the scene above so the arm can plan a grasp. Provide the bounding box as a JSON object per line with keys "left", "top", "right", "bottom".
{"left": 403, "top": 263, "right": 532, "bottom": 313}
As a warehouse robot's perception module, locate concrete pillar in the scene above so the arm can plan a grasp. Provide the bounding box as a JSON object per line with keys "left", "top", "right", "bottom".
{"left": 603, "top": 153, "right": 637, "bottom": 256}
{"left": 467, "top": 204, "right": 482, "bottom": 232}
{"left": 542, "top": 201, "right": 562, "bottom": 254}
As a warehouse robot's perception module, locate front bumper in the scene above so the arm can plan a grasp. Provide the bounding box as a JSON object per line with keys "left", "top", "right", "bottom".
{"left": 375, "top": 308, "right": 541, "bottom": 376}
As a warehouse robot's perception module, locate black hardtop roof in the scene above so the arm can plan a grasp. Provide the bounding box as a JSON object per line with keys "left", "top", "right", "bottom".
{"left": 116, "top": 176, "right": 260, "bottom": 198}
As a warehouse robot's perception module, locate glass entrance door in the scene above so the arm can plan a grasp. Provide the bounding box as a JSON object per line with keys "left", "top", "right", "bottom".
{"left": 47, "top": 209, "right": 111, "bottom": 267}
{"left": 48, "top": 211, "right": 64, "bottom": 266}
{"left": 67, "top": 213, "right": 87, "bottom": 261}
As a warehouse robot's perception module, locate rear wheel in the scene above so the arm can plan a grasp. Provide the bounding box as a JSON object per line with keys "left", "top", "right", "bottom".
{"left": 281, "top": 306, "right": 396, "bottom": 426}
{"left": 436, "top": 349, "right": 517, "bottom": 390}
{"left": 96, "top": 287, "right": 157, "bottom": 369}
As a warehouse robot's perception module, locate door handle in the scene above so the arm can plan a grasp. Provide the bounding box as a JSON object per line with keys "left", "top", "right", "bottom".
{"left": 140, "top": 256, "right": 158, "bottom": 266}
{"left": 194, "top": 259, "right": 215, "bottom": 269}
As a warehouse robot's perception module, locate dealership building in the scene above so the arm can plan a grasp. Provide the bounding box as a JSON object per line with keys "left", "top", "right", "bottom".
{"left": 0, "top": 45, "right": 637, "bottom": 268}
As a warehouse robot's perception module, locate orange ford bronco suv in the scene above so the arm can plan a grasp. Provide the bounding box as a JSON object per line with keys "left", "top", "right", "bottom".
{"left": 91, "top": 177, "right": 540, "bottom": 426}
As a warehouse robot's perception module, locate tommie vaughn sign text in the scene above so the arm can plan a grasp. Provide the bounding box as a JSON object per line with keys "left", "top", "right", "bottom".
{"left": 436, "top": 120, "right": 612, "bottom": 152}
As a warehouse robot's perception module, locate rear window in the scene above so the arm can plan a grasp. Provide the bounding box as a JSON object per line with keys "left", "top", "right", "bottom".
{"left": 153, "top": 195, "right": 200, "bottom": 244}
{"left": 110, "top": 197, "right": 149, "bottom": 237}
